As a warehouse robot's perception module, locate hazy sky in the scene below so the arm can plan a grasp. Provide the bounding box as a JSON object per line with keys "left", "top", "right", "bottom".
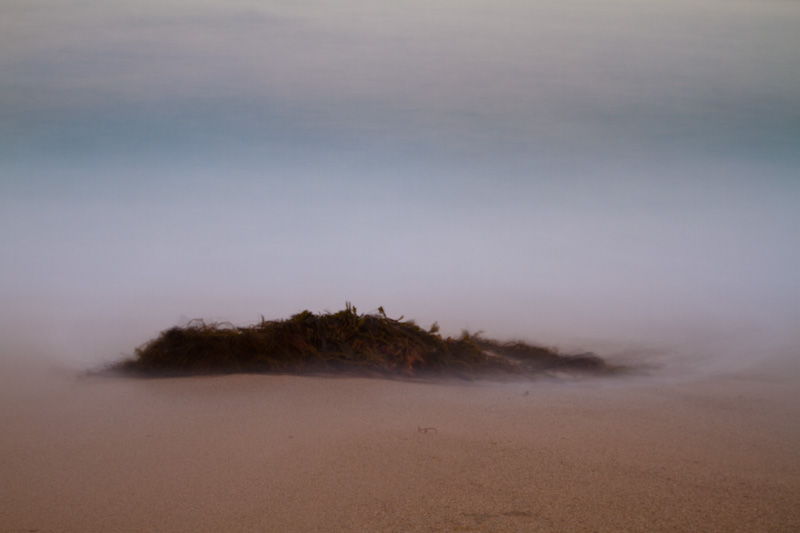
{"left": 2, "top": 0, "right": 799, "bottom": 366}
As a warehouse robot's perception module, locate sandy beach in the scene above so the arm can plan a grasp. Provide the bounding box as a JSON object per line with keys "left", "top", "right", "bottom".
{"left": 2, "top": 352, "right": 799, "bottom": 533}
{"left": 4, "top": 0, "right": 799, "bottom": 530}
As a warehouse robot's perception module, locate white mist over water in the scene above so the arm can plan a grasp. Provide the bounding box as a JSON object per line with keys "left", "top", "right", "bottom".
{"left": 1, "top": 0, "right": 798, "bottom": 376}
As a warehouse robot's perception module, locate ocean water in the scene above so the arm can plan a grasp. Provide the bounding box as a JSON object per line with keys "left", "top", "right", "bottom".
{"left": 1, "top": 0, "right": 798, "bottom": 373}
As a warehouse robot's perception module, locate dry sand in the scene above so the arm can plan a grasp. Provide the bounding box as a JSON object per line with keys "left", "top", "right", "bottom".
{"left": 2, "top": 354, "right": 799, "bottom": 532}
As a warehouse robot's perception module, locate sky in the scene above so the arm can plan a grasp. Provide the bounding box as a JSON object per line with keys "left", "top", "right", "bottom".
{"left": 1, "top": 0, "right": 799, "bottom": 369}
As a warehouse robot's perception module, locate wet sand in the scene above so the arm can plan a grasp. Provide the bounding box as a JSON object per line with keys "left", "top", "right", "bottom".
{"left": 2, "top": 356, "right": 799, "bottom": 532}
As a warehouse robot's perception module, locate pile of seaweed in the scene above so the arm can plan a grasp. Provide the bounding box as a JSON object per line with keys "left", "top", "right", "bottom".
{"left": 116, "top": 303, "right": 612, "bottom": 378}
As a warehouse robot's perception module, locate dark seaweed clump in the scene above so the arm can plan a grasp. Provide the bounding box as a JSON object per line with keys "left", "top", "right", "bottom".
{"left": 116, "top": 303, "right": 613, "bottom": 378}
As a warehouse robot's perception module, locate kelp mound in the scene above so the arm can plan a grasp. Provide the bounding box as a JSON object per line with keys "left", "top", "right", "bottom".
{"left": 116, "top": 303, "right": 612, "bottom": 378}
